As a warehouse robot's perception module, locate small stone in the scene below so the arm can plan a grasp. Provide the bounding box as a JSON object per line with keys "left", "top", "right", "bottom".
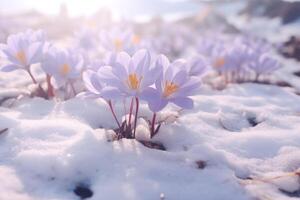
{"left": 195, "top": 160, "right": 207, "bottom": 169}
{"left": 73, "top": 185, "right": 93, "bottom": 199}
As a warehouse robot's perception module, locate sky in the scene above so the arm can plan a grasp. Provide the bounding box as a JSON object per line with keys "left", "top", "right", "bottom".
{"left": 0, "top": 0, "right": 201, "bottom": 18}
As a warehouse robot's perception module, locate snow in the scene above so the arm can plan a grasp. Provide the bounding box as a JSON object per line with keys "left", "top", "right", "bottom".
{"left": 0, "top": 81, "right": 300, "bottom": 199}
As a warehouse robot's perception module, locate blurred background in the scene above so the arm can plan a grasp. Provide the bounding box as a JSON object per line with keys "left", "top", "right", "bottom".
{"left": 0, "top": 0, "right": 300, "bottom": 60}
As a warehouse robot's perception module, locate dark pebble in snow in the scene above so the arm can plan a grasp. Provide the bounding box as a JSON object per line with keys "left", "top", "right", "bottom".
{"left": 73, "top": 185, "right": 93, "bottom": 199}
{"left": 294, "top": 71, "right": 300, "bottom": 77}
{"left": 139, "top": 140, "right": 166, "bottom": 151}
{"left": 275, "top": 81, "right": 293, "bottom": 88}
{"left": 0, "top": 128, "right": 8, "bottom": 135}
{"left": 279, "top": 189, "right": 300, "bottom": 197}
{"left": 247, "top": 117, "right": 259, "bottom": 127}
{"left": 195, "top": 160, "right": 207, "bottom": 169}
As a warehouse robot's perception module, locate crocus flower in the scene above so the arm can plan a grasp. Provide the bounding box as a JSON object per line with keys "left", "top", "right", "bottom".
{"left": 81, "top": 69, "right": 123, "bottom": 130}
{"left": 198, "top": 39, "right": 228, "bottom": 73}
{"left": 41, "top": 47, "right": 84, "bottom": 88}
{"left": 99, "top": 28, "right": 139, "bottom": 54}
{"left": 0, "top": 30, "right": 44, "bottom": 73}
{"left": 143, "top": 55, "right": 201, "bottom": 112}
{"left": 97, "top": 49, "right": 161, "bottom": 99}
{"left": 221, "top": 44, "right": 252, "bottom": 74}
{"left": 81, "top": 68, "right": 124, "bottom": 100}
{"left": 248, "top": 54, "right": 281, "bottom": 77}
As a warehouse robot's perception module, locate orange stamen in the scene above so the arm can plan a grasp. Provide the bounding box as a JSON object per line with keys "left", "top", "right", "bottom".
{"left": 163, "top": 81, "right": 179, "bottom": 97}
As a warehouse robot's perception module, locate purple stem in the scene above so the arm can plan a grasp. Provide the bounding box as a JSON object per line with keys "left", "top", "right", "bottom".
{"left": 70, "top": 82, "right": 76, "bottom": 96}
{"left": 46, "top": 74, "right": 54, "bottom": 98}
{"left": 108, "top": 100, "right": 121, "bottom": 129}
{"left": 27, "top": 68, "right": 37, "bottom": 84}
{"left": 255, "top": 73, "right": 260, "bottom": 82}
{"left": 128, "top": 98, "right": 134, "bottom": 129}
{"left": 150, "top": 113, "right": 156, "bottom": 138}
{"left": 133, "top": 97, "right": 139, "bottom": 138}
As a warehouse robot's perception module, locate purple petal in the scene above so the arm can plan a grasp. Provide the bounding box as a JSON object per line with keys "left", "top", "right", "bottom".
{"left": 177, "top": 77, "right": 201, "bottom": 97}
{"left": 141, "top": 64, "right": 162, "bottom": 88}
{"left": 1, "top": 47, "right": 20, "bottom": 65}
{"left": 170, "top": 97, "right": 193, "bottom": 109}
{"left": 97, "top": 66, "right": 125, "bottom": 91}
{"left": 82, "top": 70, "right": 102, "bottom": 94}
{"left": 27, "top": 42, "right": 43, "bottom": 64}
{"left": 112, "top": 62, "right": 128, "bottom": 80}
{"left": 141, "top": 87, "right": 167, "bottom": 112}
{"left": 155, "top": 54, "right": 169, "bottom": 70}
{"left": 116, "top": 51, "right": 131, "bottom": 67}
{"left": 164, "top": 65, "right": 174, "bottom": 82}
{"left": 0, "top": 64, "right": 21, "bottom": 72}
{"left": 172, "top": 69, "right": 188, "bottom": 86}
{"left": 132, "top": 49, "right": 150, "bottom": 75}
{"left": 100, "top": 87, "right": 123, "bottom": 100}
{"left": 149, "top": 97, "right": 168, "bottom": 112}
{"left": 77, "top": 91, "right": 101, "bottom": 99}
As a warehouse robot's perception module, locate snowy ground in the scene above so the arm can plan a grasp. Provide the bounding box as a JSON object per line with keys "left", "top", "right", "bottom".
{"left": 1, "top": 80, "right": 300, "bottom": 200}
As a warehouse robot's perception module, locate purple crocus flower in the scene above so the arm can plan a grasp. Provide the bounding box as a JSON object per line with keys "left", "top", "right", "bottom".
{"left": 143, "top": 54, "right": 201, "bottom": 112}
{"left": 41, "top": 47, "right": 84, "bottom": 88}
{"left": 81, "top": 68, "right": 123, "bottom": 100}
{"left": 248, "top": 54, "right": 281, "bottom": 78}
{"left": 222, "top": 44, "right": 252, "bottom": 74}
{"left": 99, "top": 28, "right": 140, "bottom": 54}
{"left": 97, "top": 49, "right": 161, "bottom": 99}
{"left": 0, "top": 30, "right": 44, "bottom": 73}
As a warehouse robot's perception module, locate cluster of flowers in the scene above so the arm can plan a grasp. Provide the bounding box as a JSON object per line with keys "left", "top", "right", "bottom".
{"left": 0, "top": 30, "right": 204, "bottom": 139}
{"left": 198, "top": 35, "right": 281, "bottom": 83}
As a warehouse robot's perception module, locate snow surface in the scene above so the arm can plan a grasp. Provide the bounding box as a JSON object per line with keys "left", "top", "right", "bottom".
{"left": 1, "top": 82, "right": 300, "bottom": 200}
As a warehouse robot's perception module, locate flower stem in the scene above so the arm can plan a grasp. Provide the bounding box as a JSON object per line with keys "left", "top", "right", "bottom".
{"left": 46, "top": 74, "right": 54, "bottom": 98}
{"left": 150, "top": 113, "right": 156, "bottom": 138}
{"left": 27, "top": 68, "right": 37, "bottom": 84}
{"left": 133, "top": 97, "right": 139, "bottom": 138}
{"left": 70, "top": 82, "right": 76, "bottom": 96}
{"left": 255, "top": 73, "right": 260, "bottom": 82}
{"left": 128, "top": 97, "right": 134, "bottom": 129}
{"left": 108, "top": 100, "right": 121, "bottom": 129}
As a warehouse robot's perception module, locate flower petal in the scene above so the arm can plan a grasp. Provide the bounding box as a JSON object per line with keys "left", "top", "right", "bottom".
{"left": 155, "top": 54, "right": 169, "bottom": 71}
{"left": 171, "top": 97, "right": 193, "bottom": 109}
{"left": 0, "top": 64, "right": 21, "bottom": 72}
{"left": 100, "top": 86, "right": 123, "bottom": 100}
{"left": 132, "top": 49, "right": 150, "bottom": 75}
{"left": 27, "top": 42, "right": 43, "bottom": 64}
{"left": 82, "top": 70, "right": 102, "bottom": 94}
{"left": 116, "top": 51, "right": 131, "bottom": 68}
{"left": 141, "top": 87, "right": 167, "bottom": 112}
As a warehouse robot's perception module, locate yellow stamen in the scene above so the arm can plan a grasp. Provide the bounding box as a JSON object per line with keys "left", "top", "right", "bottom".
{"left": 132, "top": 35, "right": 141, "bottom": 45}
{"left": 213, "top": 57, "right": 225, "bottom": 68}
{"left": 127, "top": 73, "right": 141, "bottom": 90}
{"left": 16, "top": 51, "right": 26, "bottom": 65}
{"left": 114, "top": 38, "right": 123, "bottom": 51}
{"left": 60, "top": 64, "right": 71, "bottom": 75}
{"left": 163, "top": 81, "right": 179, "bottom": 97}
